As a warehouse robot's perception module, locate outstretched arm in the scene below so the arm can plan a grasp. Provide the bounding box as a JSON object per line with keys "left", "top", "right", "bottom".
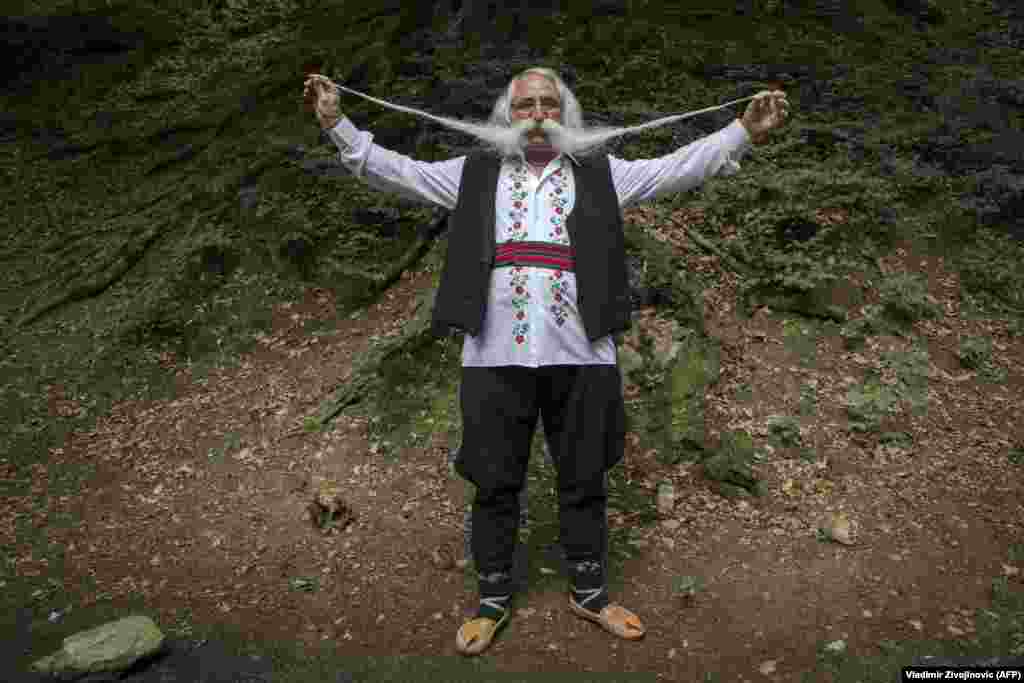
{"left": 304, "top": 74, "right": 463, "bottom": 210}
{"left": 610, "top": 90, "right": 790, "bottom": 208}
{"left": 609, "top": 119, "right": 754, "bottom": 208}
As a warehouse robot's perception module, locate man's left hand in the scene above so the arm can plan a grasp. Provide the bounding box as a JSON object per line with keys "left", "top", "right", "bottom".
{"left": 741, "top": 90, "right": 790, "bottom": 144}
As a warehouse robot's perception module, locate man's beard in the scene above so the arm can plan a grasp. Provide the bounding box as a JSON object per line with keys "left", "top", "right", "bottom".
{"left": 329, "top": 81, "right": 763, "bottom": 162}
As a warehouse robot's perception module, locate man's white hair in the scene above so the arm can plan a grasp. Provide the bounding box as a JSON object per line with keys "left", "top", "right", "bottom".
{"left": 480, "top": 66, "right": 605, "bottom": 159}
{"left": 489, "top": 67, "right": 585, "bottom": 130}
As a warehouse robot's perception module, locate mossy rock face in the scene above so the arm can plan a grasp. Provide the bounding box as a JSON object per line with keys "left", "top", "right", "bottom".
{"left": 664, "top": 331, "right": 720, "bottom": 460}
{"left": 623, "top": 222, "right": 704, "bottom": 331}
{"left": 618, "top": 344, "right": 644, "bottom": 378}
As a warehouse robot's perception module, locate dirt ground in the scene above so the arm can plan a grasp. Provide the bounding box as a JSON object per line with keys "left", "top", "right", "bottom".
{"left": 9, "top": 228, "right": 1024, "bottom": 681}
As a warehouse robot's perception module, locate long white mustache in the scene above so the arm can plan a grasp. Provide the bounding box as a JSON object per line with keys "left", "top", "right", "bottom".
{"left": 328, "top": 80, "right": 763, "bottom": 163}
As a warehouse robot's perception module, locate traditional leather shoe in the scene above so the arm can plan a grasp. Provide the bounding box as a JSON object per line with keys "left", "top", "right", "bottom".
{"left": 568, "top": 596, "right": 646, "bottom": 640}
{"left": 455, "top": 609, "right": 509, "bottom": 655}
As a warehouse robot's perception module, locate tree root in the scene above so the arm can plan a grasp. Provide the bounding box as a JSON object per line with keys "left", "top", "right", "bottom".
{"left": 306, "top": 229, "right": 445, "bottom": 430}
{"left": 311, "top": 284, "right": 437, "bottom": 429}
{"left": 667, "top": 215, "right": 756, "bottom": 278}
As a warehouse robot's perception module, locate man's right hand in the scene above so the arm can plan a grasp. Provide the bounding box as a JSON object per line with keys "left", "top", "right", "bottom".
{"left": 303, "top": 73, "right": 341, "bottom": 130}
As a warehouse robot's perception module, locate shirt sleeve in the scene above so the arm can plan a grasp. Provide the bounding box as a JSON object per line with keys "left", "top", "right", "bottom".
{"left": 609, "top": 118, "right": 754, "bottom": 208}
{"left": 324, "top": 117, "right": 464, "bottom": 211}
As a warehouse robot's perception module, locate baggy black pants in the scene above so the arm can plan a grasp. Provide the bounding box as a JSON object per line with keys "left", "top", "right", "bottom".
{"left": 454, "top": 364, "right": 626, "bottom": 598}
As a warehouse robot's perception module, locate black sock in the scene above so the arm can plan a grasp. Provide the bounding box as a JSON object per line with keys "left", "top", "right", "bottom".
{"left": 476, "top": 594, "right": 511, "bottom": 621}
{"left": 571, "top": 584, "right": 609, "bottom": 612}
{"left": 570, "top": 559, "right": 609, "bottom": 612}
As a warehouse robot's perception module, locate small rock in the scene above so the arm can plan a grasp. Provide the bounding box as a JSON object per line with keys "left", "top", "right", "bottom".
{"left": 661, "top": 519, "right": 680, "bottom": 531}
{"left": 516, "top": 608, "right": 536, "bottom": 618}
{"left": 909, "top": 619, "right": 923, "bottom": 631}
{"left": 1003, "top": 564, "right": 1020, "bottom": 577}
{"left": 540, "top": 567, "right": 556, "bottom": 575}
{"left": 657, "top": 483, "right": 676, "bottom": 515}
{"left": 759, "top": 660, "right": 778, "bottom": 675}
{"left": 819, "top": 512, "right": 856, "bottom": 545}
{"left": 824, "top": 639, "right": 846, "bottom": 653}
{"left": 862, "top": 609, "right": 873, "bottom": 618}
{"left": 455, "top": 558, "right": 469, "bottom": 570}
{"left": 948, "top": 625, "right": 965, "bottom": 636}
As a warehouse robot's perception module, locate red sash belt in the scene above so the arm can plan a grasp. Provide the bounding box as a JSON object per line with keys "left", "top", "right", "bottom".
{"left": 493, "top": 241, "right": 575, "bottom": 272}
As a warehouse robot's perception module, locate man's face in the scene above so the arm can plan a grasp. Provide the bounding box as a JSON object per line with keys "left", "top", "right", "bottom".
{"left": 509, "top": 74, "right": 561, "bottom": 145}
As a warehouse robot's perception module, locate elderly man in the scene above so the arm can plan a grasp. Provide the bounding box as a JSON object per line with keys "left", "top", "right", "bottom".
{"left": 303, "top": 66, "right": 788, "bottom": 655}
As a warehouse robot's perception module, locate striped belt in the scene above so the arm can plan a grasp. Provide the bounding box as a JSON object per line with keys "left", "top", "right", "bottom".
{"left": 493, "top": 241, "right": 575, "bottom": 272}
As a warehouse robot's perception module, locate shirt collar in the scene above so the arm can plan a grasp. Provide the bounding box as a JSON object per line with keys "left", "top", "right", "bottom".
{"left": 507, "top": 150, "right": 580, "bottom": 168}
{"left": 512, "top": 153, "right": 580, "bottom": 172}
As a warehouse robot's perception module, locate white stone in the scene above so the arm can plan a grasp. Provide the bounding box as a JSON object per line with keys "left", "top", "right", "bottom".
{"left": 31, "top": 615, "right": 165, "bottom": 677}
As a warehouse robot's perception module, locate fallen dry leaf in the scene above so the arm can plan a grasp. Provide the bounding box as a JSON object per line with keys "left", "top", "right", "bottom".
{"left": 430, "top": 544, "right": 454, "bottom": 570}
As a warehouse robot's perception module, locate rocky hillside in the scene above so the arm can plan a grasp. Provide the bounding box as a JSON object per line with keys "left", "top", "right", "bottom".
{"left": 3, "top": 0, "right": 1024, "bottom": 489}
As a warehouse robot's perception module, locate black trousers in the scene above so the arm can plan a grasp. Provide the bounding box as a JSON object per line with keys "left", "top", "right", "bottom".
{"left": 454, "top": 364, "right": 626, "bottom": 598}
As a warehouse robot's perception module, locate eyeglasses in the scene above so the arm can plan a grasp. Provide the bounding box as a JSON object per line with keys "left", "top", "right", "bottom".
{"left": 510, "top": 97, "right": 561, "bottom": 115}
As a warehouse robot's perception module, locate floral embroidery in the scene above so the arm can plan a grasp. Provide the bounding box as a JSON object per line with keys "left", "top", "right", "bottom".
{"left": 546, "top": 166, "right": 571, "bottom": 243}
{"left": 548, "top": 271, "right": 569, "bottom": 327}
{"left": 509, "top": 266, "right": 530, "bottom": 344}
{"left": 503, "top": 163, "right": 530, "bottom": 241}
{"left": 494, "top": 158, "right": 584, "bottom": 349}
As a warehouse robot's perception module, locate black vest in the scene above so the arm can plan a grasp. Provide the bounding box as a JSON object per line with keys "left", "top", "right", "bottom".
{"left": 430, "top": 152, "right": 632, "bottom": 343}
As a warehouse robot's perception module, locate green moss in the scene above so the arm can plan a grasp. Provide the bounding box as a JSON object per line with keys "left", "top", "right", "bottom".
{"left": 368, "top": 334, "right": 462, "bottom": 457}
{"left": 623, "top": 221, "right": 704, "bottom": 330}
{"left": 663, "top": 332, "right": 720, "bottom": 462}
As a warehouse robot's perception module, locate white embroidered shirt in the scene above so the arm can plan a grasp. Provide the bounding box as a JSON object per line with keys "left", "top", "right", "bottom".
{"left": 325, "top": 117, "right": 754, "bottom": 367}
